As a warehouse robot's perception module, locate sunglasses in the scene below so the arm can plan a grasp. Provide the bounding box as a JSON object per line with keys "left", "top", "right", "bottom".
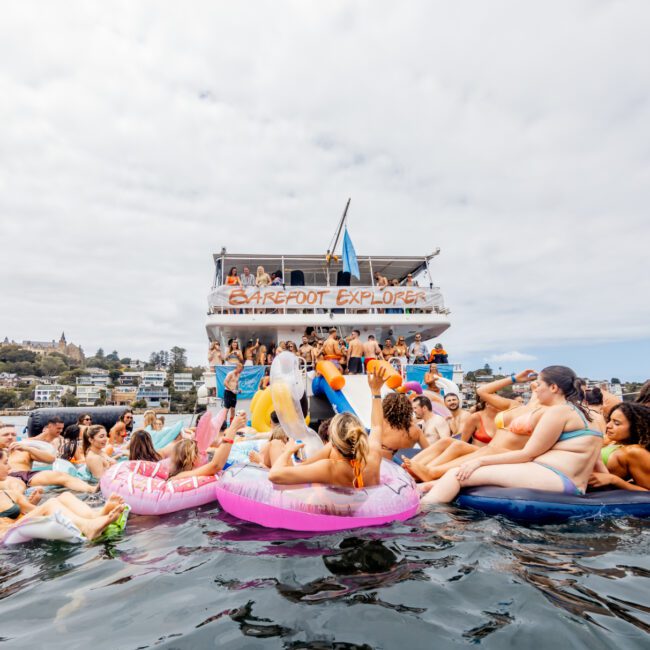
{"left": 83, "top": 418, "right": 92, "bottom": 422}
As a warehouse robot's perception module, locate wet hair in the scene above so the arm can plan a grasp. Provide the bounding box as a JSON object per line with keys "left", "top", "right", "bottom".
{"left": 168, "top": 439, "right": 199, "bottom": 478}
{"left": 143, "top": 410, "right": 157, "bottom": 427}
{"left": 608, "top": 403, "right": 650, "bottom": 451}
{"left": 77, "top": 413, "right": 92, "bottom": 425}
{"left": 129, "top": 429, "right": 162, "bottom": 462}
{"left": 47, "top": 416, "right": 63, "bottom": 426}
{"left": 585, "top": 387, "right": 604, "bottom": 406}
{"left": 317, "top": 418, "right": 332, "bottom": 443}
{"left": 61, "top": 424, "right": 81, "bottom": 461}
{"left": 539, "top": 365, "right": 591, "bottom": 420}
{"left": 329, "top": 412, "right": 369, "bottom": 469}
{"left": 413, "top": 395, "right": 433, "bottom": 412}
{"left": 636, "top": 381, "right": 650, "bottom": 405}
{"left": 382, "top": 393, "right": 415, "bottom": 432}
{"left": 82, "top": 425, "right": 106, "bottom": 456}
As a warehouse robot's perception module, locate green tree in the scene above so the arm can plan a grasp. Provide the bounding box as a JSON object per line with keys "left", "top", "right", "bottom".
{"left": 170, "top": 347, "right": 187, "bottom": 373}
{"left": 106, "top": 350, "right": 119, "bottom": 362}
{"left": 95, "top": 348, "right": 105, "bottom": 359}
{"left": 611, "top": 377, "right": 621, "bottom": 385}
{"left": 41, "top": 355, "right": 68, "bottom": 376}
{"left": 120, "top": 357, "right": 131, "bottom": 365}
{"left": 191, "top": 366, "right": 204, "bottom": 381}
{"left": 0, "top": 345, "right": 37, "bottom": 364}
{"left": 59, "top": 368, "right": 89, "bottom": 385}
{"left": 0, "top": 389, "right": 19, "bottom": 409}
{"left": 94, "top": 389, "right": 107, "bottom": 406}
{"left": 60, "top": 390, "right": 79, "bottom": 407}
{"left": 109, "top": 369, "right": 123, "bottom": 384}
{"left": 132, "top": 398, "right": 147, "bottom": 409}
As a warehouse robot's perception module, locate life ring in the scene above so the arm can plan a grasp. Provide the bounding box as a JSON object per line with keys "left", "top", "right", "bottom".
{"left": 456, "top": 487, "right": 650, "bottom": 523}
{"left": 100, "top": 460, "right": 219, "bottom": 515}
{"left": 215, "top": 460, "right": 419, "bottom": 532}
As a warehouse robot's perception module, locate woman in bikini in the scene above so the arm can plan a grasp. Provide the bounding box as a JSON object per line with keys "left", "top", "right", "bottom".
{"left": 421, "top": 366, "right": 605, "bottom": 504}
{"left": 224, "top": 339, "right": 244, "bottom": 366}
{"left": 208, "top": 341, "right": 223, "bottom": 369}
{"left": 83, "top": 426, "right": 116, "bottom": 480}
{"left": 588, "top": 403, "right": 650, "bottom": 491}
{"left": 267, "top": 369, "right": 387, "bottom": 488}
{"left": 0, "top": 448, "right": 125, "bottom": 540}
{"left": 403, "top": 370, "right": 541, "bottom": 482}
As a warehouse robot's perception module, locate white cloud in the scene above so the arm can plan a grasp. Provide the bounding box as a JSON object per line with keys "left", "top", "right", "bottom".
{"left": 486, "top": 352, "right": 537, "bottom": 363}
{"left": 0, "top": 1, "right": 649, "bottom": 368}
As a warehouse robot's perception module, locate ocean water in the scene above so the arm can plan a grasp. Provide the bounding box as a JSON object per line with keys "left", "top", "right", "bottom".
{"left": 1, "top": 499, "right": 648, "bottom": 649}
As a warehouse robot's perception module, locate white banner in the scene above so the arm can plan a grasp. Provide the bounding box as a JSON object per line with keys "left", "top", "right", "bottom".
{"left": 208, "top": 285, "right": 444, "bottom": 310}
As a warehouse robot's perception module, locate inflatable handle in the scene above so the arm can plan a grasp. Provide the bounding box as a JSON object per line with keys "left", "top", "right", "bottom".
{"left": 435, "top": 376, "right": 460, "bottom": 396}
{"left": 315, "top": 360, "right": 345, "bottom": 391}
{"left": 270, "top": 352, "right": 323, "bottom": 458}
{"left": 367, "top": 360, "right": 402, "bottom": 390}
{"left": 251, "top": 387, "right": 274, "bottom": 432}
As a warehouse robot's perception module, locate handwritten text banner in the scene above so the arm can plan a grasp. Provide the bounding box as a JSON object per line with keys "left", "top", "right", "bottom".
{"left": 208, "top": 286, "right": 444, "bottom": 310}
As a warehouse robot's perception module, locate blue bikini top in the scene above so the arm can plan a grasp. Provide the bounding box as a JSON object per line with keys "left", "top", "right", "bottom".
{"left": 557, "top": 403, "right": 603, "bottom": 442}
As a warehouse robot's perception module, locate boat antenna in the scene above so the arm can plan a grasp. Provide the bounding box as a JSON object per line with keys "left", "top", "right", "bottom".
{"left": 326, "top": 198, "right": 351, "bottom": 264}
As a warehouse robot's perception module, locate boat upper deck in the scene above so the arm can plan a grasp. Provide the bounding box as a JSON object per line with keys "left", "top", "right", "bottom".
{"left": 208, "top": 251, "right": 448, "bottom": 316}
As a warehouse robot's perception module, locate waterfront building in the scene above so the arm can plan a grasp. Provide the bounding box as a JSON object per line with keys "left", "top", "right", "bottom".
{"left": 76, "top": 384, "right": 104, "bottom": 407}
{"left": 173, "top": 373, "right": 194, "bottom": 393}
{"left": 34, "top": 384, "right": 66, "bottom": 407}
{"left": 136, "top": 385, "right": 170, "bottom": 408}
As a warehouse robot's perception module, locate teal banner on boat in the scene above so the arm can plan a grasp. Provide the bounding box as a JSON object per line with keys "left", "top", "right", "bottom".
{"left": 216, "top": 366, "right": 265, "bottom": 400}
{"left": 405, "top": 364, "right": 453, "bottom": 386}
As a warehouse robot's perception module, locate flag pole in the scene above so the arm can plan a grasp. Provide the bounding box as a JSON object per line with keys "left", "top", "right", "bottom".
{"left": 326, "top": 198, "right": 351, "bottom": 264}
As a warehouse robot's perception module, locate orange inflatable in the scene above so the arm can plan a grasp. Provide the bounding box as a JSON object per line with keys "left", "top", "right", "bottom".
{"left": 316, "top": 360, "right": 346, "bottom": 391}
{"left": 366, "top": 360, "right": 403, "bottom": 390}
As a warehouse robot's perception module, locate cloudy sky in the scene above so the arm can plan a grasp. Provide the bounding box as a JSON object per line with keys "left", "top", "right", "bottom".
{"left": 1, "top": 1, "right": 648, "bottom": 381}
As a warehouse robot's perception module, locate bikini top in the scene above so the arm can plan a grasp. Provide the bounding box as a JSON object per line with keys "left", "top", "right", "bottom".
{"left": 333, "top": 450, "right": 365, "bottom": 488}
{"left": 508, "top": 409, "right": 539, "bottom": 436}
{"left": 0, "top": 490, "right": 20, "bottom": 520}
{"left": 557, "top": 404, "right": 603, "bottom": 442}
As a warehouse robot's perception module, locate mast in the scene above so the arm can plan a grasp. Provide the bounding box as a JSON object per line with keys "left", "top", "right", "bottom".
{"left": 326, "top": 198, "right": 351, "bottom": 265}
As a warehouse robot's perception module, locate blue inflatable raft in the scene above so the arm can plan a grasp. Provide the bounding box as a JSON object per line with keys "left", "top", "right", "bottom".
{"left": 456, "top": 487, "right": 650, "bottom": 523}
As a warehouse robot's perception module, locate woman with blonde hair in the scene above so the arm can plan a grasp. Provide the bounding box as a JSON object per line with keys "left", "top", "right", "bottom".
{"left": 256, "top": 266, "right": 271, "bottom": 287}
{"left": 167, "top": 413, "right": 247, "bottom": 479}
{"left": 268, "top": 369, "right": 388, "bottom": 488}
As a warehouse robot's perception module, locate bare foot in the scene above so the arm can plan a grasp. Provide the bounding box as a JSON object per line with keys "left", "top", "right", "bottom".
{"left": 81, "top": 505, "right": 125, "bottom": 540}
{"left": 248, "top": 450, "right": 264, "bottom": 465}
{"left": 402, "top": 457, "right": 434, "bottom": 482}
{"left": 28, "top": 488, "right": 44, "bottom": 505}
{"left": 101, "top": 494, "right": 125, "bottom": 516}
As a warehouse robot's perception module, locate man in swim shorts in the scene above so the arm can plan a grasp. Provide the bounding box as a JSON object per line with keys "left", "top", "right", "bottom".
{"left": 1, "top": 422, "right": 97, "bottom": 492}
{"left": 413, "top": 395, "right": 451, "bottom": 443}
{"left": 298, "top": 335, "right": 316, "bottom": 370}
{"left": 346, "top": 330, "right": 364, "bottom": 374}
{"left": 224, "top": 363, "right": 243, "bottom": 425}
{"left": 362, "top": 335, "right": 383, "bottom": 371}
{"left": 322, "top": 328, "right": 344, "bottom": 368}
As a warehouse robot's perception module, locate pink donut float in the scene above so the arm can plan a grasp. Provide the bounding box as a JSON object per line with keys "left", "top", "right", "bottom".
{"left": 215, "top": 460, "right": 419, "bottom": 532}
{"left": 100, "top": 460, "right": 219, "bottom": 515}
{"left": 403, "top": 380, "right": 423, "bottom": 395}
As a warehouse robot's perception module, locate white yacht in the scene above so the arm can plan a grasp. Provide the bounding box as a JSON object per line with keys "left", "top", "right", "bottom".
{"left": 201, "top": 241, "right": 461, "bottom": 424}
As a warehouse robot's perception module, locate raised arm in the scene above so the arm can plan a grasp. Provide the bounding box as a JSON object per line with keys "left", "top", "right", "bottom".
{"left": 476, "top": 369, "right": 536, "bottom": 411}
{"left": 367, "top": 365, "right": 387, "bottom": 453}
{"left": 173, "top": 414, "right": 247, "bottom": 479}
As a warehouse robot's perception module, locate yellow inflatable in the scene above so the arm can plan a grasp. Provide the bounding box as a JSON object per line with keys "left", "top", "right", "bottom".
{"left": 250, "top": 385, "right": 309, "bottom": 433}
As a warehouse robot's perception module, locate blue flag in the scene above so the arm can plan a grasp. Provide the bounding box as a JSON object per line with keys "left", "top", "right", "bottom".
{"left": 342, "top": 227, "right": 360, "bottom": 279}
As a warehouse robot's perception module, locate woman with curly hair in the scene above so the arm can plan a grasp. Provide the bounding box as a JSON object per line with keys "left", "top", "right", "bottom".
{"left": 379, "top": 391, "right": 429, "bottom": 459}
{"left": 589, "top": 403, "right": 650, "bottom": 491}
